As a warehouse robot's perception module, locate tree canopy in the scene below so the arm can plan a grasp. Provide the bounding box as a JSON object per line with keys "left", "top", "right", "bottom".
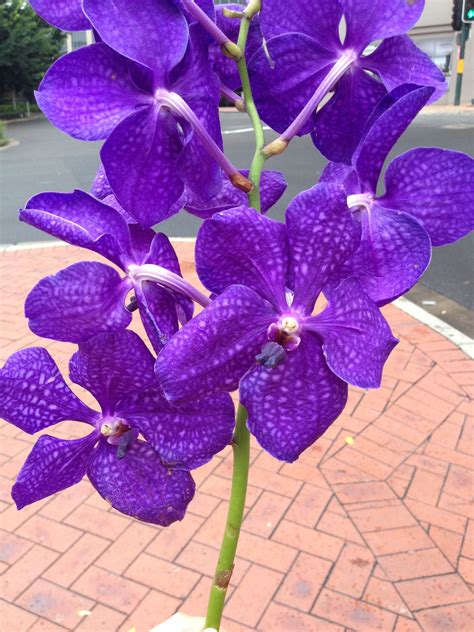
{"left": 0, "top": 0, "right": 65, "bottom": 100}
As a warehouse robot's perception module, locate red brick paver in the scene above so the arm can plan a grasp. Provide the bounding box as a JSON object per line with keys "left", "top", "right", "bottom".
{"left": 0, "top": 243, "right": 473, "bottom": 631}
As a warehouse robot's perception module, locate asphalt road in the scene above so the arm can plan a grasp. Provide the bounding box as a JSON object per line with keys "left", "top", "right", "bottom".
{"left": 1, "top": 111, "right": 473, "bottom": 319}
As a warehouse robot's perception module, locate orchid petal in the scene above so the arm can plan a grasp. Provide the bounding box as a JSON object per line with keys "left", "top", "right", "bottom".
{"left": 83, "top": 0, "right": 188, "bottom": 80}
{"left": 363, "top": 35, "right": 447, "bottom": 103}
{"left": 69, "top": 331, "right": 157, "bottom": 415}
{"left": 36, "top": 44, "right": 148, "bottom": 141}
{"left": 101, "top": 106, "right": 184, "bottom": 228}
{"left": 25, "top": 262, "right": 132, "bottom": 344}
{"left": 30, "top": 0, "right": 89, "bottom": 31}
{"left": 250, "top": 33, "right": 336, "bottom": 136}
{"left": 327, "top": 202, "right": 432, "bottom": 305}
{"left": 156, "top": 285, "right": 276, "bottom": 403}
{"left": 313, "top": 66, "right": 387, "bottom": 164}
{"left": 118, "top": 389, "right": 235, "bottom": 470}
{"left": 241, "top": 334, "right": 347, "bottom": 462}
{"left": 382, "top": 148, "right": 474, "bottom": 246}
{"left": 21, "top": 190, "right": 131, "bottom": 268}
{"left": 12, "top": 433, "right": 98, "bottom": 509}
{"left": 196, "top": 206, "right": 289, "bottom": 306}
{"left": 286, "top": 183, "right": 360, "bottom": 313}
{"left": 353, "top": 85, "right": 434, "bottom": 192}
{"left": 260, "top": 0, "right": 342, "bottom": 53}
{"left": 0, "top": 348, "right": 97, "bottom": 434}
{"left": 308, "top": 278, "right": 398, "bottom": 388}
{"left": 88, "top": 440, "right": 195, "bottom": 525}
{"left": 341, "top": 0, "right": 424, "bottom": 52}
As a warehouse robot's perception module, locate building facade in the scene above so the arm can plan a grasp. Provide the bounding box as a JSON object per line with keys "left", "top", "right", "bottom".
{"left": 409, "top": 0, "right": 473, "bottom": 104}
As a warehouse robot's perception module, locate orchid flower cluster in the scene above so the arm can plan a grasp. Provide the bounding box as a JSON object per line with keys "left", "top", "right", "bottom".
{"left": 2, "top": 0, "right": 474, "bottom": 627}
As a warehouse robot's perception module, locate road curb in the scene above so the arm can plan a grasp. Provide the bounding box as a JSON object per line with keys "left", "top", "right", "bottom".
{"left": 393, "top": 297, "right": 473, "bottom": 359}
{"left": 0, "top": 138, "right": 19, "bottom": 152}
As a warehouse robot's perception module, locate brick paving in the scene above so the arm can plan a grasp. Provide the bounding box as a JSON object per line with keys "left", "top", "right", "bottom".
{"left": 0, "top": 242, "right": 473, "bottom": 631}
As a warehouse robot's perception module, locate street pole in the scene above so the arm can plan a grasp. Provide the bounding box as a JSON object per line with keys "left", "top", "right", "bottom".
{"left": 454, "top": 22, "right": 471, "bottom": 105}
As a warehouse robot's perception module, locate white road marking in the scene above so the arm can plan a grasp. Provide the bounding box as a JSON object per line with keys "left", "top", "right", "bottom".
{"left": 222, "top": 126, "right": 271, "bottom": 135}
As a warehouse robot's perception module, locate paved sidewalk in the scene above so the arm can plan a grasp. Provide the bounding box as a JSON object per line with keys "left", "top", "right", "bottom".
{"left": 0, "top": 243, "right": 473, "bottom": 632}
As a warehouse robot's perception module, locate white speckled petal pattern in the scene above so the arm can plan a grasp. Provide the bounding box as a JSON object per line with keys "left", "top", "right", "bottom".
{"left": 69, "top": 330, "right": 157, "bottom": 414}
{"left": 83, "top": 0, "right": 189, "bottom": 80}
{"left": 196, "top": 206, "right": 289, "bottom": 306}
{"left": 308, "top": 277, "right": 398, "bottom": 389}
{"left": 156, "top": 284, "right": 277, "bottom": 403}
{"left": 36, "top": 44, "right": 149, "bottom": 141}
{"left": 382, "top": 148, "right": 474, "bottom": 246}
{"left": 242, "top": 334, "right": 347, "bottom": 462}
{"left": 25, "top": 261, "right": 132, "bottom": 344}
{"left": 87, "top": 440, "right": 196, "bottom": 525}
{"left": 286, "top": 183, "right": 360, "bottom": 313}
{"left": 0, "top": 348, "right": 97, "bottom": 433}
{"left": 12, "top": 433, "right": 98, "bottom": 509}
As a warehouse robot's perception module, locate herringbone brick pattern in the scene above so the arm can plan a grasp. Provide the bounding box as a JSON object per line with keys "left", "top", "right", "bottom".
{"left": 0, "top": 243, "right": 473, "bottom": 631}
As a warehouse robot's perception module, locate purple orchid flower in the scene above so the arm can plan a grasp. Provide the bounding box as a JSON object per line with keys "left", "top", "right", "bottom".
{"left": 36, "top": 5, "right": 250, "bottom": 227}
{"left": 321, "top": 84, "right": 474, "bottom": 305}
{"left": 0, "top": 330, "right": 235, "bottom": 524}
{"left": 91, "top": 164, "right": 287, "bottom": 220}
{"left": 156, "top": 185, "right": 397, "bottom": 462}
{"left": 29, "top": 0, "right": 90, "bottom": 31}
{"left": 20, "top": 190, "right": 198, "bottom": 350}
{"left": 249, "top": 0, "right": 446, "bottom": 162}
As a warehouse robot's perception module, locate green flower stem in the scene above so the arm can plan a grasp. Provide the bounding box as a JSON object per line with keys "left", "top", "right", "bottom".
{"left": 236, "top": 2, "right": 266, "bottom": 212}
{"left": 204, "top": 8, "right": 265, "bottom": 628}
{"left": 204, "top": 404, "right": 250, "bottom": 630}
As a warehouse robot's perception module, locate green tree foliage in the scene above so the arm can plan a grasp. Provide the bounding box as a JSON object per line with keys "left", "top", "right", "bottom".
{"left": 0, "top": 0, "right": 65, "bottom": 100}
